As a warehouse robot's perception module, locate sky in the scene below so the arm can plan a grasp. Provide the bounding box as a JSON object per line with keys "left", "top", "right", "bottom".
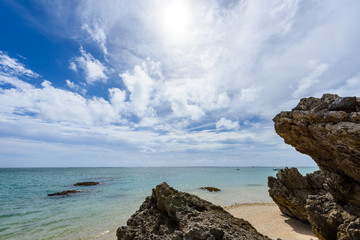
{"left": 1, "top": 0, "right": 360, "bottom": 167}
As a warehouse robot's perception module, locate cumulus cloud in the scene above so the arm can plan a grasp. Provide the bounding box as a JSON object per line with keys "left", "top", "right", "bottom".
{"left": 0, "top": 76, "right": 126, "bottom": 126}
{"left": 69, "top": 61, "right": 77, "bottom": 72}
{"left": 70, "top": 47, "right": 108, "bottom": 84}
{"left": 108, "top": 87, "right": 127, "bottom": 113}
{"left": 216, "top": 118, "right": 239, "bottom": 130}
{"left": 238, "top": 86, "right": 261, "bottom": 103}
{"left": 0, "top": 72, "right": 274, "bottom": 157}
{"left": 66, "top": 79, "right": 87, "bottom": 95}
{"left": 120, "top": 61, "right": 157, "bottom": 117}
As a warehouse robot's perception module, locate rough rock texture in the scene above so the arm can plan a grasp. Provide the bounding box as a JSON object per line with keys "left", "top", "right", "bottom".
{"left": 274, "top": 94, "right": 360, "bottom": 182}
{"left": 269, "top": 94, "right": 360, "bottom": 240}
{"left": 117, "top": 182, "right": 271, "bottom": 240}
{"left": 268, "top": 168, "right": 326, "bottom": 223}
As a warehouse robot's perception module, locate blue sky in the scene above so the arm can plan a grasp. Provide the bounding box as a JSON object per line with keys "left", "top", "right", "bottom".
{"left": 1, "top": 0, "right": 360, "bottom": 167}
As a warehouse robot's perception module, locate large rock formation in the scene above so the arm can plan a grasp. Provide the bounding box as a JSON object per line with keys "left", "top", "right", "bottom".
{"left": 268, "top": 168, "right": 326, "bottom": 223}
{"left": 117, "top": 182, "right": 271, "bottom": 240}
{"left": 269, "top": 94, "right": 360, "bottom": 240}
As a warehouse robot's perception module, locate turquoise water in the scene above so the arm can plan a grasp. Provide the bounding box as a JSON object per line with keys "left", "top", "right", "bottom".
{"left": 0, "top": 167, "right": 317, "bottom": 240}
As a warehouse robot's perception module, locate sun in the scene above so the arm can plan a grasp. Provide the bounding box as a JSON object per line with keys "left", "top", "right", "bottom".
{"left": 161, "top": 1, "right": 190, "bottom": 43}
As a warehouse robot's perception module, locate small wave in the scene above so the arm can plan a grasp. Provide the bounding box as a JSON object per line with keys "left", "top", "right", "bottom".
{"left": 95, "top": 230, "right": 110, "bottom": 238}
{"left": 0, "top": 210, "right": 41, "bottom": 218}
{"left": 105, "top": 194, "right": 126, "bottom": 199}
{"left": 0, "top": 227, "right": 10, "bottom": 232}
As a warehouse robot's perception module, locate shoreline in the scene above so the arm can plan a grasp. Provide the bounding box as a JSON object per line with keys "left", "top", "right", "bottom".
{"left": 100, "top": 202, "right": 317, "bottom": 240}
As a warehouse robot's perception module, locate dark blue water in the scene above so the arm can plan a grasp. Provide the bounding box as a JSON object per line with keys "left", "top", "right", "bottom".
{"left": 0, "top": 167, "right": 317, "bottom": 239}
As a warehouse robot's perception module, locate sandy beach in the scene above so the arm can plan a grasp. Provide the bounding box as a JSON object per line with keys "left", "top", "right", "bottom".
{"left": 225, "top": 203, "right": 317, "bottom": 240}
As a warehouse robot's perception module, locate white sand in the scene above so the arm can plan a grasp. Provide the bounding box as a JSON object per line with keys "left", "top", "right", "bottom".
{"left": 225, "top": 203, "right": 318, "bottom": 240}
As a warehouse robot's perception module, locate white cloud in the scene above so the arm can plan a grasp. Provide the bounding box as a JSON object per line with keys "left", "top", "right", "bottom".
{"left": 292, "top": 60, "right": 329, "bottom": 98}
{"left": 238, "top": 86, "right": 261, "bottom": 103}
{"left": 164, "top": 80, "right": 205, "bottom": 120}
{"left": 66, "top": 79, "right": 77, "bottom": 89}
{"left": 0, "top": 51, "right": 39, "bottom": 78}
{"left": 216, "top": 118, "right": 239, "bottom": 130}
{"left": 0, "top": 75, "right": 127, "bottom": 126}
{"left": 0, "top": 70, "right": 315, "bottom": 167}
{"left": 0, "top": 74, "right": 33, "bottom": 90}
{"left": 108, "top": 87, "right": 127, "bottom": 113}
{"left": 324, "top": 74, "right": 360, "bottom": 97}
{"left": 120, "top": 63, "right": 156, "bottom": 117}
{"left": 70, "top": 47, "right": 108, "bottom": 84}
{"left": 69, "top": 61, "right": 77, "bottom": 72}
{"left": 82, "top": 23, "right": 108, "bottom": 55}
{"left": 66, "top": 79, "right": 87, "bottom": 95}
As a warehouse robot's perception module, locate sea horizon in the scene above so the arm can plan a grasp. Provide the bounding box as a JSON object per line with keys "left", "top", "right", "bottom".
{"left": 0, "top": 165, "right": 317, "bottom": 168}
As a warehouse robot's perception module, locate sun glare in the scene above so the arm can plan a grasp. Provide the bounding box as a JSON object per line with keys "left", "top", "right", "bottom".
{"left": 162, "top": 1, "right": 190, "bottom": 43}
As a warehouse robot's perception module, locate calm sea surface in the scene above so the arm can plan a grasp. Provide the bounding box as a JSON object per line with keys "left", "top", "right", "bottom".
{"left": 0, "top": 167, "right": 317, "bottom": 240}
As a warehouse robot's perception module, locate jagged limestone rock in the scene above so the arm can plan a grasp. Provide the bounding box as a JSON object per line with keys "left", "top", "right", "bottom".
{"left": 273, "top": 94, "right": 360, "bottom": 183}
{"left": 268, "top": 168, "right": 326, "bottom": 223}
{"left": 270, "top": 94, "right": 360, "bottom": 240}
{"left": 117, "top": 182, "right": 271, "bottom": 240}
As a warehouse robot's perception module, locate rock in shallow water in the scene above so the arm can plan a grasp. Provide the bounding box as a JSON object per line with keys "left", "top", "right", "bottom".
{"left": 48, "top": 190, "right": 81, "bottom": 196}
{"left": 200, "top": 187, "right": 221, "bottom": 192}
{"left": 270, "top": 94, "right": 360, "bottom": 240}
{"left": 117, "top": 182, "right": 270, "bottom": 240}
{"left": 73, "top": 181, "right": 99, "bottom": 186}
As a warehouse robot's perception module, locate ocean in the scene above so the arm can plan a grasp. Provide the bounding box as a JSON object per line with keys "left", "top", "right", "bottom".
{"left": 0, "top": 167, "right": 317, "bottom": 240}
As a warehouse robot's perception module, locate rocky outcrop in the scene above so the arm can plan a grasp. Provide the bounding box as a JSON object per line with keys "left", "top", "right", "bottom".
{"left": 200, "top": 187, "right": 221, "bottom": 192}
{"left": 269, "top": 94, "right": 360, "bottom": 240}
{"left": 73, "top": 181, "right": 99, "bottom": 186}
{"left": 48, "top": 190, "right": 81, "bottom": 196}
{"left": 274, "top": 94, "right": 360, "bottom": 183}
{"left": 268, "top": 168, "right": 326, "bottom": 223}
{"left": 117, "top": 182, "right": 270, "bottom": 240}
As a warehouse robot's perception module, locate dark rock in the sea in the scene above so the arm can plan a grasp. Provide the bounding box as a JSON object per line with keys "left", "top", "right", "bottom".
{"left": 117, "top": 182, "right": 271, "bottom": 240}
{"left": 73, "top": 181, "right": 99, "bottom": 186}
{"left": 268, "top": 168, "right": 326, "bottom": 223}
{"left": 270, "top": 94, "right": 360, "bottom": 240}
{"left": 48, "top": 190, "right": 81, "bottom": 196}
{"left": 200, "top": 187, "right": 221, "bottom": 192}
